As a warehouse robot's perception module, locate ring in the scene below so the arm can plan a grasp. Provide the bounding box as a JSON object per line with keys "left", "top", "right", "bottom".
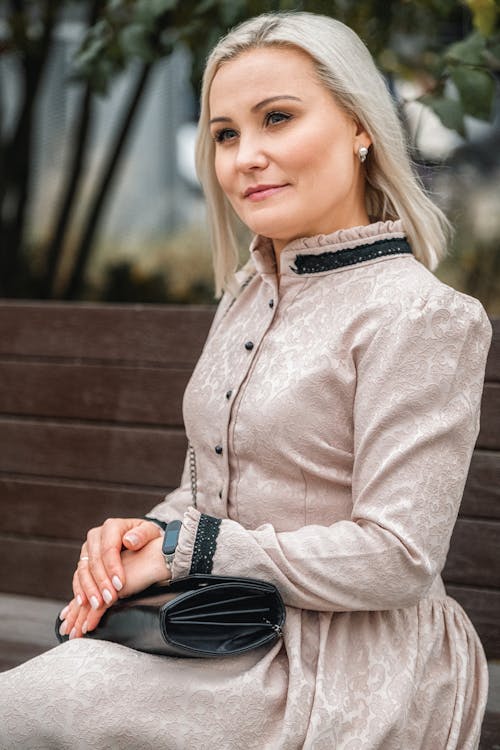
{"left": 79, "top": 556, "right": 89, "bottom": 562}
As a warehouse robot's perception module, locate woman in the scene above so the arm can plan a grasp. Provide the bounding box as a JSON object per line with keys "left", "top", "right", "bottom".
{"left": 0, "top": 11, "right": 492, "bottom": 749}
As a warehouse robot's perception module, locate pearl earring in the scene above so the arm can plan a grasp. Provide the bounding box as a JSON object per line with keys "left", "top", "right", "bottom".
{"left": 358, "top": 146, "right": 369, "bottom": 163}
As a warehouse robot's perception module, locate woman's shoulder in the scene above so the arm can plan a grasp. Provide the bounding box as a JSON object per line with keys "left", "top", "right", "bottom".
{"left": 366, "top": 255, "right": 489, "bottom": 327}
{"left": 347, "top": 256, "right": 492, "bottom": 358}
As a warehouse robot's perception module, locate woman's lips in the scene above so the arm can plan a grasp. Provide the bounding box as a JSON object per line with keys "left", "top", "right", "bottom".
{"left": 244, "top": 184, "right": 289, "bottom": 201}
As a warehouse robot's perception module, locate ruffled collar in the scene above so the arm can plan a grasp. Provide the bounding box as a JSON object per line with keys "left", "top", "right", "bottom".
{"left": 250, "top": 219, "right": 408, "bottom": 278}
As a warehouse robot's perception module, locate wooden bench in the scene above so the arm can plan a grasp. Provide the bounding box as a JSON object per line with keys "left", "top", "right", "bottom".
{"left": 0, "top": 301, "right": 498, "bottom": 747}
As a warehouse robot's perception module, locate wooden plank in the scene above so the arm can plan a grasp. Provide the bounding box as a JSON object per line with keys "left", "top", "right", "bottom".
{"left": 0, "top": 303, "right": 214, "bottom": 365}
{"left": 0, "top": 535, "right": 80, "bottom": 600}
{"left": 480, "top": 711, "right": 500, "bottom": 750}
{"left": 0, "top": 361, "right": 189, "bottom": 425}
{"left": 461, "top": 451, "right": 500, "bottom": 519}
{"left": 447, "top": 585, "right": 500, "bottom": 660}
{"left": 485, "top": 317, "right": 500, "bottom": 382}
{"left": 0, "top": 476, "right": 168, "bottom": 540}
{"left": 478, "top": 384, "right": 500, "bottom": 450}
{"left": 0, "top": 419, "right": 187, "bottom": 487}
{"left": 444, "top": 519, "right": 500, "bottom": 588}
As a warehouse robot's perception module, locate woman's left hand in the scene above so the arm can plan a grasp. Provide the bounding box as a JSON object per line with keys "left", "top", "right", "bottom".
{"left": 59, "top": 535, "right": 168, "bottom": 640}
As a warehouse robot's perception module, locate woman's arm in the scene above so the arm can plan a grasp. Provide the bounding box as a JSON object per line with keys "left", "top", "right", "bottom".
{"left": 169, "top": 291, "right": 492, "bottom": 611}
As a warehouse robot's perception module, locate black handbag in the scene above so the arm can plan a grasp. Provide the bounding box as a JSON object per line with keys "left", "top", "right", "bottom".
{"left": 55, "top": 573, "right": 285, "bottom": 657}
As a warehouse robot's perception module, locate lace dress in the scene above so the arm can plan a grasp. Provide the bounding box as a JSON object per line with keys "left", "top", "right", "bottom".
{"left": 0, "top": 220, "right": 491, "bottom": 749}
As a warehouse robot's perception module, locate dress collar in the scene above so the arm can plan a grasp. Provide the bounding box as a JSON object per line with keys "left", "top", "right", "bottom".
{"left": 249, "top": 220, "right": 410, "bottom": 279}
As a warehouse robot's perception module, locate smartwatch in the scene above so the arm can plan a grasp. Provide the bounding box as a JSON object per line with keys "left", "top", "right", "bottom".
{"left": 162, "top": 520, "right": 182, "bottom": 576}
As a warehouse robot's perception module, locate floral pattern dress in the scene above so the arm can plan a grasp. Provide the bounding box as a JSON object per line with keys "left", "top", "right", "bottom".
{"left": 0, "top": 220, "right": 492, "bottom": 749}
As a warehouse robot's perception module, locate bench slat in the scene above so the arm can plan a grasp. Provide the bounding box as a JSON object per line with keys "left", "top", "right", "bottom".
{"left": 479, "top": 384, "right": 500, "bottom": 450}
{"left": 446, "top": 584, "right": 500, "bottom": 660}
{"left": 0, "top": 303, "right": 214, "bottom": 365}
{"left": 0, "top": 476, "right": 167, "bottom": 539}
{"left": 461, "top": 451, "right": 500, "bottom": 519}
{"left": 0, "top": 535, "right": 79, "bottom": 600}
{"left": 444, "top": 518, "right": 500, "bottom": 588}
{"left": 0, "top": 419, "right": 186, "bottom": 486}
{"left": 0, "top": 362, "right": 189, "bottom": 425}
{"left": 485, "top": 317, "right": 500, "bottom": 382}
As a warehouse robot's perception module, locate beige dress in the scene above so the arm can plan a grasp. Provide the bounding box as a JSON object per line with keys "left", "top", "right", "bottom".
{"left": 0, "top": 220, "right": 491, "bottom": 749}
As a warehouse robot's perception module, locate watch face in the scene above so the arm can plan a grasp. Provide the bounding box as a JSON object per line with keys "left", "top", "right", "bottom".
{"left": 163, "top": 520, "right": 182, "bottom": 555}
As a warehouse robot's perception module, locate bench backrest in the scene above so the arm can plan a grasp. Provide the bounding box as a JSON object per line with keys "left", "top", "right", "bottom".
{"left": 0, "top": 302, "right": 498, "bottom": 658}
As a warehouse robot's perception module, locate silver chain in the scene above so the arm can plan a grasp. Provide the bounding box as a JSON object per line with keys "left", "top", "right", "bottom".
{"left": 188, "top": 442, "right": 197, "bottom": 508}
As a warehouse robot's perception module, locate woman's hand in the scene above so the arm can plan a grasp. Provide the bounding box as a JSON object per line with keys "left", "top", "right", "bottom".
{"left": 73, "top": 518, "right": 163, "bottom": 613}
{"left": 60, "top": 534, "right": 169, "bottom": 640}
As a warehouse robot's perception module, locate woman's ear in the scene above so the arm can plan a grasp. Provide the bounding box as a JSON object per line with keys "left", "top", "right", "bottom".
{"left": 353, "top": 119, "right": 372, "bottom": 149}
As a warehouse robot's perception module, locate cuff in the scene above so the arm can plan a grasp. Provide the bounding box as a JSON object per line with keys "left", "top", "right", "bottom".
{"left": 171, "top": 507, "right": 201, "bottom": 579}
{"left": 170, "top": 507, "right": 222, "bottom": 579}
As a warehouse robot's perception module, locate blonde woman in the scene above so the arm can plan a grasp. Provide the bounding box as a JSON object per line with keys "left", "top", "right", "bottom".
{"left": 0, "top": 12, "right": 491, "bottom": 749}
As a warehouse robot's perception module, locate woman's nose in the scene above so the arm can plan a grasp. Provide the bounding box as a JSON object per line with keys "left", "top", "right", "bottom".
{"left": 235, "top": 136, "right": 269, "bottom": 171}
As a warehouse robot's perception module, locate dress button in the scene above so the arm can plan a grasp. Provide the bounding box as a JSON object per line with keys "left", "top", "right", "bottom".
{"left": 226, "top": 389, "right": 233, "bottom": 399}
{"left": 245, "top": 341, "right": 254, "bottom": 351}
{"left": 215, "top": 444, "right": 223, "bottom": 455}
{"left": 269, "top": 299, "right": 274, "bottom": 308}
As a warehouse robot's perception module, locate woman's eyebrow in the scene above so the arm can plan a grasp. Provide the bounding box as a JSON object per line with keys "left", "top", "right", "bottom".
{"left": 251, "top": 95, "right": 302, "bottom": 111}
{"left": 209, "top": 95, "right": 302, "bottom": 125}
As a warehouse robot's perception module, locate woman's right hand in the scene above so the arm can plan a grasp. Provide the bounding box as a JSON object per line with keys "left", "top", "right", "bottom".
{"left": 72, "top": 517, "right": 162, "bottom": 612}
{"left": 60, "top": 532, "right": 169, "bottom": 640}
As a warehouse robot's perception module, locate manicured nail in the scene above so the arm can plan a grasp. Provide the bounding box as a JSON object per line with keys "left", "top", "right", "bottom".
{"left": 69, "top": 628, "right": 77, "bottom": 640}
{"left": 102, "top": 588, "right": 113, "bottom": 604}
{"left": 76, "top": 594, "right": 83, "bottom": 606}
{"left": 90, "top": 596, "right": 99, "bottom": 610}
{"left": 112, "top": 576, "right": 123, "bottom": 591}
{"left": 82, "top": 621, "right": 88, "bottom": 635}
{"left": 59, "top": 620, "right": 67, "bottom": 636}
{"left": 124, "top": 533, "right": 139, "bottom": 546}
{"left": 60, "top": 605, "right": 69, "bottom": 620}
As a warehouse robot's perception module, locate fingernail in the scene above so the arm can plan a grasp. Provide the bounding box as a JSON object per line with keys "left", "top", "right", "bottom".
{"left": 102, "top": 588, "right": 113, "bottom": 604}
{"left": 69, "top": 628, "right": 77, "bottom": 640}
{"left": 60, "top": 605, "right": 69, "bottom": 620}
{"left": 90, "top": 596, "right": 99, "bottom": 610}
{"left": 124, "top": 533, "right": 139, "bottom": 546}
{"left": 59, "top": 620, "right": 67, "bottom": 636}
{"left": 76, "top": 595, "right": 83, "bottom": 606}
{"left": 82, "top": 621, "right": 88, "bottom": 635}
{"left": 112, "top": 576, "right": 123, "bottom": 591}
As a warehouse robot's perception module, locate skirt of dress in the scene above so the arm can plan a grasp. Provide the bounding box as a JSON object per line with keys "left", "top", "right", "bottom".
{"left": 0, "top": 595, "right": 488, "bottom": 750}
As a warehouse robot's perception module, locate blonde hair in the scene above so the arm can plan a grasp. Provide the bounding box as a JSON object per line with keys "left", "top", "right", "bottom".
{"left": 195, "top": 11, "right": 452, "bottom": 297}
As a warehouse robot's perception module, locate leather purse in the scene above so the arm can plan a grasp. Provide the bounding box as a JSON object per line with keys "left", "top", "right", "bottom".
{"left": 55, "top": 573, "right": 285, "bottom": 657}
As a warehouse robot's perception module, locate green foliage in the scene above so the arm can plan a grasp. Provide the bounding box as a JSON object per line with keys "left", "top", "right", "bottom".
{"left": 69, "top": 0, "right": 499, "bottom": 135}
{"left": 417, "top": 9, "right": 499, "bottom": 129}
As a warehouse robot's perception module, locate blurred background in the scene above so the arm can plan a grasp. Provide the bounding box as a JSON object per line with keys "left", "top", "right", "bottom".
{"left": 0, "top": 0, "right": 499, "bottom": 312}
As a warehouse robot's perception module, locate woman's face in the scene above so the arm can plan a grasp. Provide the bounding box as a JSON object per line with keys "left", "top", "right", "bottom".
{"left": 209, "top": 46, "right": 372, "bottom": 255}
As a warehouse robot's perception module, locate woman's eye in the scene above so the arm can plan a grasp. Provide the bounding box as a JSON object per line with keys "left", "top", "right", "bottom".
{"left": 265, "top": 111, "right": 292, "bottom": 126}
{"left": 213, "top": 128, "right": 238, "bottom": 144}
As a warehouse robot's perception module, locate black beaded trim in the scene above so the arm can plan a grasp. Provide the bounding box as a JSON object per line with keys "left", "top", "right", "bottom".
{"left": 291, "top": 237, "right": 412, "bottom": 275}
{"left": 190, "top": 514, "right": 222, "bottom": 574}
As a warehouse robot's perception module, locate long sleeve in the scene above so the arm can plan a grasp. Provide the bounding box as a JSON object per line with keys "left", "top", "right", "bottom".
{"left": 171, "top": 290, "right": 492, "bottom": 611}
